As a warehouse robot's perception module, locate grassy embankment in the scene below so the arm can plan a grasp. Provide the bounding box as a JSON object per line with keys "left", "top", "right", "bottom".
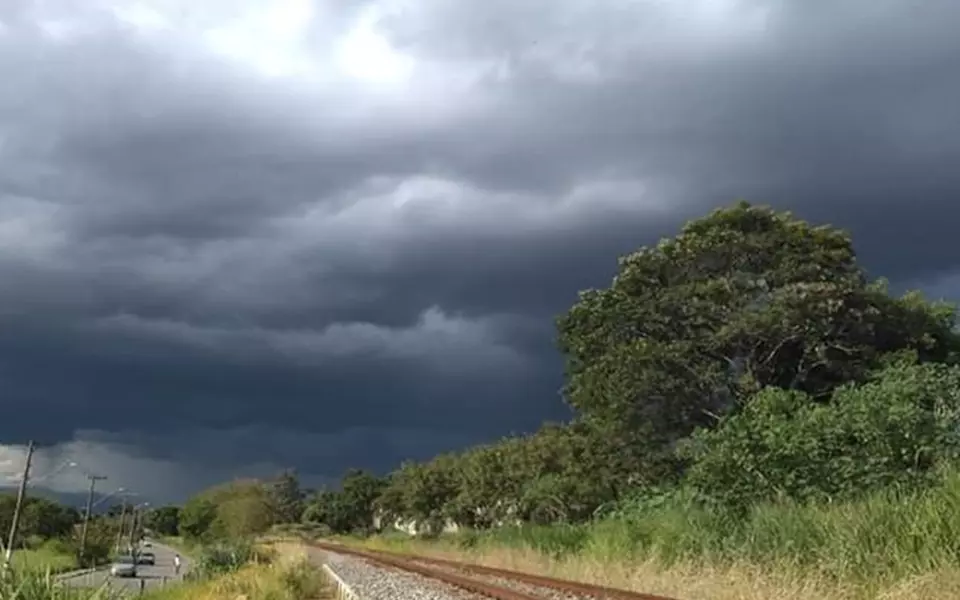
{"left": 354, "top": 471, "right": 960, "bottom": 600}
{"left": 8, "top": 541, "right": 78, "bottom": 574}
{"left": 0, "top": 539, "right": 330, "bottom": 600}
{"left": 140, "top": 540, "right": 333, "bottom": 600}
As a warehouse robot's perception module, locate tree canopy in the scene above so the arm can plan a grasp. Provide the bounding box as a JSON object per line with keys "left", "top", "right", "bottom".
{"left": 557, "top": 202, "right": 959, "bottom": 474}
{"left": 268, "top": 469, "right": 304, "bottom": 525}
{"left": 180, "top": 479, "right": 275, "bottom": 541}
{"left": 143, "top": 505, "right": 181, "bottom": 536}
{"left": 0, "top": 495, "right": 78, "bottom": 542}
{"left": 302, "top": 470, "right": 384, "bottom": 535}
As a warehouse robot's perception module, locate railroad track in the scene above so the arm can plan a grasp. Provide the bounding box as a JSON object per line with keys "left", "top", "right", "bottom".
{"left": 313, "top": 540, "right": 680, "bottom": 600}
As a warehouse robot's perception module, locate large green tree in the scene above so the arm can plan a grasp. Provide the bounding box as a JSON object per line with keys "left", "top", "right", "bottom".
{"left": 557, "top": 202, "right": 959, "bottom": 475}
{"left": 144, "top": 505, "right": 181, "bottom": 536}
{"left": 337, "top": 469, "right": 386, "bottom": 534}
{"left": 447, "top": 440, "right": 525, "bottom": 529}
{"left": 374, "top": 458, "right": 460, "bottom": 535}
{"left": 179, "top": 480, "right": 274, "bottom": 540}
{"left": 448, "top": 424, "right": 625, "bottom": 527}
{"left": 516, "top": 422, "right": 627, "bottom": 521}
{"left": 179, "top": 496, "right": 217, "bottom": 539}
{"left": 268, "top": 469, "right": 305, "bottom": 524}
{"left": 303, "top": 470, "right": 385, "bottom": 534}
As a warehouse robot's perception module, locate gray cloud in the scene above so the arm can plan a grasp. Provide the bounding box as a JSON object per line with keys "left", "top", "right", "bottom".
{"left": 1, "top": 0, "right": 959, "bottom": 501}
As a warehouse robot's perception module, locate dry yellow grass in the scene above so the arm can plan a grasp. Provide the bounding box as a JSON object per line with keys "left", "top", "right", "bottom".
{"left": 259, "top": 539, "right": 307, "bottom": 563}
{"left": 358, "top": 537, "right": 960, "bottom": 600}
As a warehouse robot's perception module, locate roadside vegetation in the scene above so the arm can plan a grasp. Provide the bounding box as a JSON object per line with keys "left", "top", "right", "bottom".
{"left": 141, "top": 478, "right": 330, "bottom": 600}
{"left": 142, "top": 551, "right": 329, "bottom": 600}
{"left": 0, "top": 495, "right": 101, "bottom": 573}
{"left": 281, "top": 202, "right": 960, "bottom": 600}
{"left": 8, "top": 542, "right": 77, "bottom": 575}
{"left": 140, "top": 558, "right": 330, "bottom": 600}
{"left": 135, "top": 534, "right": 329, "bottom": 600}
{"left": 177, "top": 471, "right": 321, "bottom": 544}
{"left": 0, "top": 569, "right": 118, "bottom": 600}
{"left": 0, "top": 538, "right": 327, "bottom": 600}
{"left": 0, "top": 492, "right": 189, "bottom": 575}
{"left": 0, "top": 490, "right": 189, "bottom": 598}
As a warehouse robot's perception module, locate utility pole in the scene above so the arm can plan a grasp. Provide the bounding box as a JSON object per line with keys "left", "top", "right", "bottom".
{"left": 127, "top": 503, "right": 145, "bottom": 561}
{"left": 3, "top": 441, "right": 35, "bottom": 567}
{"left": 115, "top": 497, "right": 128, "bottom": 552}
{"left": 128, "top": 503, "right": 147, "bottom": 551}
{"left": 78, "top": 474, "right": 107, "bottom": 567}
{"left": 128, "top": 505, "right": 137, "bottom": 552}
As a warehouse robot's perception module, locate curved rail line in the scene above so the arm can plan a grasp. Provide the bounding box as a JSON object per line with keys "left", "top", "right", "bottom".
{"left": 313, "top": 541, "right": 680, "bottom": 600}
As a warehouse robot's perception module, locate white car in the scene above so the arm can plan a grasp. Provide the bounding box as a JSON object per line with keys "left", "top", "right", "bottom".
{"left": 110, "top": 556, "right": 137, "bottom": 578}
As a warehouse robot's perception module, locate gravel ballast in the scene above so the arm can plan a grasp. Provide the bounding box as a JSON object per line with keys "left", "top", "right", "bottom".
{"left": 314, "top": 549, "right": 494, "bottom": 600}
{"left": 406, "top": 559, "right": 587, "bottom": 600}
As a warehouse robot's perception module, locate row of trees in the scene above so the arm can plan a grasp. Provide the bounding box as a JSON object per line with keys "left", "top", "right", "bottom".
{"left": 0, "top": 493, "right": 158, "bottom": 564}
{"left": 178, "top": 468, "right": 389, "bottom": 541}
{"left": 0, "top": 495, "right": 79, "bottom": 543}
{"left": 184, "top": 203, "right": 960, "bottom": 538}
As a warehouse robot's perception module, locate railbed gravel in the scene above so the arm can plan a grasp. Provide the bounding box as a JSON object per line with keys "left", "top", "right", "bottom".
{"left": 316, "top": 549, "right": 496, "bottom": 600}
{"left": 408, "top": 560, "right": 586, "bottom": 600}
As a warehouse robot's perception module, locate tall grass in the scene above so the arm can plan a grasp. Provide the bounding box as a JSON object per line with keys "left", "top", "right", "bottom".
{"left": 424, "top": 471, "right": 960, "bottom": 581}
{"left": 189, "top": 540, "right": 265, "bottom": 579}
{"left": 0, "top": 569, "right": 118, "bottom": 600}
{"left": 8, "top": 543, "right": 77, "bottom": 575}
{"left": 361, "top": 470, "right": 960, "bottom": 599}
{"left": 600, "top": 470, "right": 960, "bottom": 582}
{"left": 142, "top": 551, "right": 329, "bottom": 600}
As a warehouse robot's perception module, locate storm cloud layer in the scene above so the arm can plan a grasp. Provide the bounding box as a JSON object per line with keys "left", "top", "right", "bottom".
{"left": 1, "top": 0, "right": 959, "bottom": 503}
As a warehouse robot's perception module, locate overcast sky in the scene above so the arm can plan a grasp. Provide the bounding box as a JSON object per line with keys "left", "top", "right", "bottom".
{"left": 0, "top": 0, "right": 958, "bottom": 504}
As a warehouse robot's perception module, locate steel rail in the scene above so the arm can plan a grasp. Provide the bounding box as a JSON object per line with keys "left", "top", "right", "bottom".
{"left": 317, "top": 542, "right": 543, "bottom": 600}
{"left": 313, "top": 541, "right": 681, "bottom": 600}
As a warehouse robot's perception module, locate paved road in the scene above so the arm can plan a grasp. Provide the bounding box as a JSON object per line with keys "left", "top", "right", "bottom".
{"left": 62, "top": 541, "right": 191, "bottom": 595}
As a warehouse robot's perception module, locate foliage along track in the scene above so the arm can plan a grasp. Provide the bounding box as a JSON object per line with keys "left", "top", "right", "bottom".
{"left": 313, "top": 541, "right": 681, "bottom": 600}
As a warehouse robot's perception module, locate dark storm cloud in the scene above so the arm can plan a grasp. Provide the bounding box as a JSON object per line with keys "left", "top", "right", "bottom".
{"left": 377, "top": 0, "right": 960, "bottom": 277}
{"left": 1, "top": 0, "right": 959, "bottom": 500}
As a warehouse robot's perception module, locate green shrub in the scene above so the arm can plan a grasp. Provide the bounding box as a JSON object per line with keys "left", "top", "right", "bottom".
{"left": 189, "top": 540, "right": 265, "bottom": 579}
{"left": 680, "top": 362, "right": 960, "bottom": 508}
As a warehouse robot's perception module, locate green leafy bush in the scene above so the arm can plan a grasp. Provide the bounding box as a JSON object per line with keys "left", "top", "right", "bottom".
{"left": 189, "top": 540, "right": 266, "bottom": 580}
{"left": 680, "top": 362, "right": 960, "bottom": 508}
